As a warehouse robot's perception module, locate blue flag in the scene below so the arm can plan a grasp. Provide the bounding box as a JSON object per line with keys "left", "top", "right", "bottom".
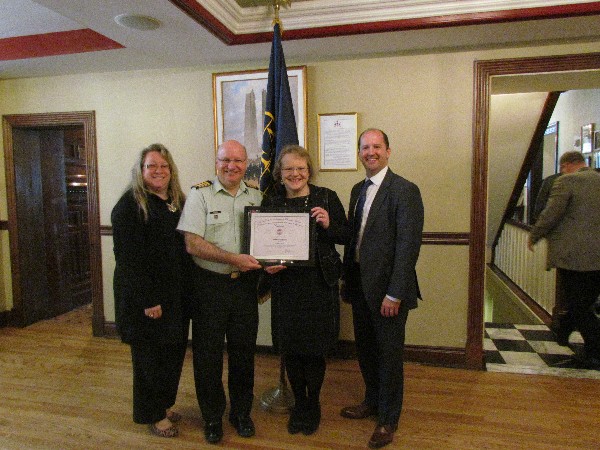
{"left": 260, "top": 22, "right": 298, "bottom": 194}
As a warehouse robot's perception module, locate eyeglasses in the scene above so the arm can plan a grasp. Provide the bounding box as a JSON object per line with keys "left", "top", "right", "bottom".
{"left": 217, "top": 158, "right": 247, "bottom": 165}
{"left": 144, "top": 163, "right": 170, "bottom": 171}
{"left": 282, "top": 167, "right": 308, "bottom": 174}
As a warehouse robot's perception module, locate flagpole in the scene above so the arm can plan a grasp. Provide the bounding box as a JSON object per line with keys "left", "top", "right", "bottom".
{"left": 259, "top": 354, "right": 295, "bottom": 413}
{"left": 259, "top": 0, "right": 296, "bottom": 414}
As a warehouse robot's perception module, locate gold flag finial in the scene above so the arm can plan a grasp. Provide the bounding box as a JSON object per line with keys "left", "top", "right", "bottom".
{"left": 272, "top": 0, "right": 291, "bottom": 33}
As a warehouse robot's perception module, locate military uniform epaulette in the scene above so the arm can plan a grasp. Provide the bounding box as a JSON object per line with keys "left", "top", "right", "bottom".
{"left": 192, "top": 180, "right": 212, "bottom": 190}
{"left": 248, "top": 184, "right": 260, "bottom": 190}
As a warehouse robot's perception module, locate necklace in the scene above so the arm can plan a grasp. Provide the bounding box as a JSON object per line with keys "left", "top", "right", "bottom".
{"left": 285, "top": 193, "right": 309, "bottom": 207}
{"left": 166, "top": 200, "right": 177, "bottom": 213}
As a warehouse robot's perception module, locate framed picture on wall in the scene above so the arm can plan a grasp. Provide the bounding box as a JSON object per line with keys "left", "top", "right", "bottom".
{"left": 317, "top": 112, "right": 358, "bottom": 171}
{"left": 212, "top": 66, "right": 307, "bottom": 188}
{"left": 581, "top": 123, "right": 594, "bottom": 154}
{"left": 594, "top": 130, "right": 600, "bottom": 151}
{"left": 573, "top": 134, "right": 581, "bottom": 151}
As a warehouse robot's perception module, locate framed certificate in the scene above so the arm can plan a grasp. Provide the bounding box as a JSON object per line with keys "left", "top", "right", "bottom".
{"left": 243, "top": 206, "right": 316, "bottom": 266}
{"left": 317, "top": 112, "right": 358, "bottom": 171}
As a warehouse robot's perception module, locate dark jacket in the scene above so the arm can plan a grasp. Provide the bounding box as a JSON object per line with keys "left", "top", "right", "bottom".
{"left": 111, "top": 190, "right": 193, "bottom": 344}
{"left": 344, "top": 169, "right": 424, "bottom": 310}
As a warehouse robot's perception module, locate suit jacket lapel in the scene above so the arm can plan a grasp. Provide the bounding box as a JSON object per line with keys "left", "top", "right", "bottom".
{"left": 363, "top": 169, "right": 392, "bottom": 236}
{"left": 349, "top": 182, "right": 361, "bottom": 223}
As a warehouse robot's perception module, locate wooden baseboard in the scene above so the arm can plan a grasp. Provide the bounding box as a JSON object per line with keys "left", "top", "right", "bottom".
{"left": 102, "top": 321, "right": 119, "bottom": 338}
{"left": 0, "top": 310, "right": 10, "bottom": 328}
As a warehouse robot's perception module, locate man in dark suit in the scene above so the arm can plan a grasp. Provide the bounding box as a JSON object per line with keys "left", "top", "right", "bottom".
{"left": 340, "top": 128, "right": 424, "bottom": 448}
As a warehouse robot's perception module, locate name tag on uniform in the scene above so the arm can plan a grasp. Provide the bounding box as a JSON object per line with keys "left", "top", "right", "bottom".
{"left": 207, "top": 211, "right": 228, "bottom": 224}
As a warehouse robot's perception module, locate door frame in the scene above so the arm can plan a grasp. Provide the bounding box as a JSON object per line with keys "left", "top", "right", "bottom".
{"left": 468, "top": 52, "right": 600, "bottom": 369}
{"left": 2, "top": 111, "right": 104, "bottom": 335}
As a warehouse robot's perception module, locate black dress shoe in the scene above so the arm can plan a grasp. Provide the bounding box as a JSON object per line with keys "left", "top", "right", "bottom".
{"left": 580, "top": 355, "right": 600, "bottom": 370}
{"left": 287, "top": 407, "right": 305, "bottom": 434}
{"left": 229, "top": 415, "right": 255, "bottom": 438}
{"left": 204, "top": 420, "right": 223, "bottom": 444}
{"left": 368, "top": 424, "right": 397, "bottom": 449}
{"left": 554, "top": 330, "right": 571, "bottom": 346}
{"left": 301, "top": 400, "right": 321, "bottom": 435}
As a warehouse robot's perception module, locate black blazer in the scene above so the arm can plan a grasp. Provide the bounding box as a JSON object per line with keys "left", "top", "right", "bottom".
{"left": 111, "top": 190, "right": 193, "bottom": 344}
{"left": 343, "top": 169, "right": 424, "bottom": 310}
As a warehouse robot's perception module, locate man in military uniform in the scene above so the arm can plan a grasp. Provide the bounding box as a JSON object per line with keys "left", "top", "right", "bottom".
{"left": 177, "top": 140, "right": 262, "bottom": 444}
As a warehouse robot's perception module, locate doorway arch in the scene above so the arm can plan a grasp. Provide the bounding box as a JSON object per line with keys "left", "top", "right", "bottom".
{"left": 468, "top": 52, "right": 600, "bottom": 369}
{"left": 2, "top": 111, "right": 104, "bottom": 335}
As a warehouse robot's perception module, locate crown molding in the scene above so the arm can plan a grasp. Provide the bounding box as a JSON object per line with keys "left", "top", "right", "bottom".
{"left": 170, "top": 0, "right": 600, "bottom": 45}
{"left": 196, "top": 0, "right": 600, "bottom": 34}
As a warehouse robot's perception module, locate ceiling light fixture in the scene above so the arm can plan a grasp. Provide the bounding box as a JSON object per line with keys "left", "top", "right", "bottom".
{"left": 114, "top": 14, "right": 161, "bottom": 31}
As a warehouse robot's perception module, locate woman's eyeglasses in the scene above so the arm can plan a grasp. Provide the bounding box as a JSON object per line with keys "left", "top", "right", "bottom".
{"left": 144, "top": 163, "right": 170, "bottom": 171}
{"left": 282, "top": 167, "right": 308, "bottom": 174}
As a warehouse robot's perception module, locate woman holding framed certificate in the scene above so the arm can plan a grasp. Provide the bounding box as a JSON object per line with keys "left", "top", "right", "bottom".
{"left": 262, "top": 145, "right": 350, "bottom": 435}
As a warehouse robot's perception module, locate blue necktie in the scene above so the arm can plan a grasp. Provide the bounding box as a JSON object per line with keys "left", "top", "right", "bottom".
{"left": 354, "top": 179, "right": 372, "bottom": 234}
{"left": 351, "top": 179, "right": 372, "bottom": 259}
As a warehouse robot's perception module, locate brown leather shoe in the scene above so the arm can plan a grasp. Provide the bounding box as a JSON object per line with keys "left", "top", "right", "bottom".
{"left": 340, "top": 403, "right": 377, "bottom": 419}
{"left": 368, "top": 424, "right": 396, "bottom": 449}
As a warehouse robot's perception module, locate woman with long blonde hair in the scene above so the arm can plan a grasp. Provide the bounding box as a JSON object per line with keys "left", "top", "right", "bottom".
{"left": 112, "top": 143, "right": 193, "bottom": 438}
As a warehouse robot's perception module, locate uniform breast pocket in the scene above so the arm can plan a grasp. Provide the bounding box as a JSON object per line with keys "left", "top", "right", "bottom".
{"left": 207, "top": 212, "right": 229, "bottom": 225}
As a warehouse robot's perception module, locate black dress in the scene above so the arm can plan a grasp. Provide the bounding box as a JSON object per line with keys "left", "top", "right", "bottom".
{"left": 111, "top": 189, "right": 193, "bottom": 424}
{"left": 262, "top": 184, "right": 350, "bottom": 355}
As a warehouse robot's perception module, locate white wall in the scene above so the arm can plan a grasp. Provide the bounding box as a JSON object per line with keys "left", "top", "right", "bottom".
{"left": 550, "top": 89, "right": 600, "bottom": 158}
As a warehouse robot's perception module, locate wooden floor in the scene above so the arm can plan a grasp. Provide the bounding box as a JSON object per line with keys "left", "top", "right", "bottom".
{"left": 1, "top": 306, "right": 599, "bottom": 449}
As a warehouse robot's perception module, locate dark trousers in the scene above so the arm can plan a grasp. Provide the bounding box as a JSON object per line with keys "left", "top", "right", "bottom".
{"left": 285, "top": 353, "right": 326, "bottom": 408}
{"left": 559, "top": 268, "right": 600, "bottom": 358}
{"left": 130, "top": 338, "right": 187, "bottom": 424}
{"left": 191, "top": 267, "right": 259, "bottom": 422}
{"left": 349, "top": 264, "right": 409, "bottom": 427}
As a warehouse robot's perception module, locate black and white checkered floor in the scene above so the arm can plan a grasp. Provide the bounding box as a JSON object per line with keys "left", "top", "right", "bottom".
{"left": 485, "top": 323, "right": 600, "bottom": 379}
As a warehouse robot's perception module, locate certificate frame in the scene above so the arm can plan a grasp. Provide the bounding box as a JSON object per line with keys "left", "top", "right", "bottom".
{"left": 243, "top": 206, "right": 316, "bottom": 266}
{"left": 213, "top": 66, "right": 307, "bottom": 187}
{"left": 317, "top": 112, "right": 358, "bottom": 171}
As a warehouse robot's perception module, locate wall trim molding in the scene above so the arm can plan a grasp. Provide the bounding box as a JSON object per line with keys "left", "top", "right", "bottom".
{"left": 99, "top": 226, "right": 469, "bottom": 245}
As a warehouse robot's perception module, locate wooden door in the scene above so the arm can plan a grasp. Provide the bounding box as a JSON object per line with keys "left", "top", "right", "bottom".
{"left": 10, "top": 126, "right": 91, "bottom": 324}
{"left": 3, "top": 111, "right": 103, "bottom": 335}
{"left": 12, "top": 129, "right": 51, "bottom": 325}
{"left": 40, "top": 128, "right": 73, "bottom": 317}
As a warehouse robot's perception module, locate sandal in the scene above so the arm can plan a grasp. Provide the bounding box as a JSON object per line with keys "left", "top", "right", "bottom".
{"left": 166, "top": 411, "right": 182, "bottom": 423}
{"left": 149, "top": 423, "right": 179, "bottom": 438}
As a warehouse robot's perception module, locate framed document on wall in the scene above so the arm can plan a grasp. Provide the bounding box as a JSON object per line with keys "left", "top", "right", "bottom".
{"left": 581, "top": 123, "right": 594, "bottom": 154}
{"left": 317, "top": 112, "right": 358, "bottom": 171}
